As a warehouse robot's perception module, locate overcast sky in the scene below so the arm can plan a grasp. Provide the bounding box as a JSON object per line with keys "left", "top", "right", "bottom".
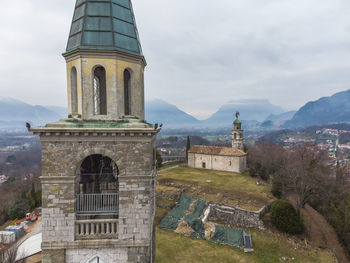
{"left": 1, "top": 0, "right": 350, "bottom": 119}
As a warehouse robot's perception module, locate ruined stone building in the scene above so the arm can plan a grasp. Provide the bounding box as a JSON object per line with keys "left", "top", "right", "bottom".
{"left": 188, "top": 114, "right": 247, "bottom": 173}
{"left": 31, "top": 0, "right": 159, "bottom": 262}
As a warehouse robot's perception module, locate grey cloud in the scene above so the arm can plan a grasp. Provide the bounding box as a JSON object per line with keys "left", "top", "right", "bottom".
{"left": 0, "top": 0, "right": 350, "bottom": 119}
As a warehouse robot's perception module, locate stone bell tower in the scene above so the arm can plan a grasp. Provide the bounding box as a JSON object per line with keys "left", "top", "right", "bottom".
{"left": 31, "top": 1, "right": 159, "bottom": 262}
{"left": 232, "top": 112, "right": 244, "bottom": 150}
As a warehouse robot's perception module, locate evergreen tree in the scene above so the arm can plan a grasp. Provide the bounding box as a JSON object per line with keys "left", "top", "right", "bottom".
{"left": 30, "top": 182, "right": 38, "bottom": 207}
{"left": 186, "top": 136, "right": 191, "bottom": 161}
{"left": 21, "top": 189, "right": 27, "bottom": 200}
{"left": 8, "top": 199, "right": 30, "bottom": 220}
{"left": 156, "top": 150, "right": 162, "bottom": 169}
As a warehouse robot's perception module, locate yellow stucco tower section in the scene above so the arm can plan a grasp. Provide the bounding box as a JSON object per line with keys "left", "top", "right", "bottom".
{"left": 65, "top": 51, "right": 145, "bottom": 121}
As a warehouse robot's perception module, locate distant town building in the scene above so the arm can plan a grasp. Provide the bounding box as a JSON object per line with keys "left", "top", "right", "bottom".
{"left": 188, "top": 113, "right": 247, "bottom": 173}
{"left": 0, "top": 175, "right": 8, "bottom": 184}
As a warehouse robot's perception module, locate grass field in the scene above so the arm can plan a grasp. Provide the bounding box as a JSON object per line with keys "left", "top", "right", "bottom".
{"left": 155, "top": 167, "right": 336, "bottom": 263}
{"left": 157, "top": 167, "right": 274, "bottom": 210}
{"left": 156, "top": 228, "right": 336, "bottom": 263}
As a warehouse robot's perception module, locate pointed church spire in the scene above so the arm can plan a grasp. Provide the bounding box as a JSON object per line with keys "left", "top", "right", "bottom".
{"left": 66, "top": 0, "right": 143, "bottom": 56}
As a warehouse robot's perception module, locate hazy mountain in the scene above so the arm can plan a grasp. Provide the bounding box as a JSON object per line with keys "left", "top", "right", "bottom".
{"left": 45, "top": 106, "right": 67, "bottom": 118}
{"left": 284, "top": 89, "right": 350, "bottom": 129}
{"left": 203, "top": 99, "right": 284, "bottom": 126}
{"left": 265, "top": 111, "right": 297, "bottom": 123}
{"left": 145, "top": 99, "right": 199, "bottom": 127}
{"left": 0, "top": 98, "right": 64, "bottom": 128}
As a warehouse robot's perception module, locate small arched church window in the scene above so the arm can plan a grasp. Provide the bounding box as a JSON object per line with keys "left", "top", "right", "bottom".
{"left": 93, "top": 67, "right": 107, "bottom": 115}
{"left": 71, "top": 67, "right": 78, "bottom": 115}
{"left": 124, "top": 69, "right": 131, "bottom": 116}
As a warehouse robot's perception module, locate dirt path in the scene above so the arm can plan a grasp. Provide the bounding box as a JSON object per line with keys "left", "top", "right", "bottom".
{"left": 158, "top": 165, "right": 180, "bottom": 173}
{"left": 302, "top": 204, "right": 348, "bottom": 263}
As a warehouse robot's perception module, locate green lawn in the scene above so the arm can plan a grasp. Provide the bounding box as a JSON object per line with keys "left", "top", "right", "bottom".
{"left": 156, "top": 228, "right": 336, "bottom": 263}
{"left": 155, "top": 167, "right": 336, "bottom": 263}
{"left": 157, "top": 167, "right": 274, "bottom": 210}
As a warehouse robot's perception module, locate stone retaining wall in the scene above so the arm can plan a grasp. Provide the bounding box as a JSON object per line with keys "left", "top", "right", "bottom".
{"left": 206, "top": 203, "right": 268, "bottom": 230}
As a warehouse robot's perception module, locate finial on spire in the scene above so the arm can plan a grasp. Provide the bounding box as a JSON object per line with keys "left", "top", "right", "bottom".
{"left": 235, "top": 111, "right": 240, "bottom": 119}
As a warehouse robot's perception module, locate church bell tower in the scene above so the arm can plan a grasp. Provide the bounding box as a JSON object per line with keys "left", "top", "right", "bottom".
{"left": 232, "top": 112, "right": 244, "bottom": 150}
{"left": 31, "top": 1, "right": 159, "bottom": 262}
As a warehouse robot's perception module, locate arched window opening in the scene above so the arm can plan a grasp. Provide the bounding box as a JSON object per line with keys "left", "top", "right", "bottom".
{"left": 124, "top": 69, "right": 131, "bottom": 115}
{"left": 234, "top": 133, "right": 237, "bottom": 140}
{"left": 77, "top": 154, "right": 119, "bottom": 216}
{"left": 71, "top": 67, "right": 78, "bottom": 115}
{"left": 88, "top": 256, "right": 105, "bottom": 263}
{"left": 93, "top": 67, "right": 107, "bottom": 115}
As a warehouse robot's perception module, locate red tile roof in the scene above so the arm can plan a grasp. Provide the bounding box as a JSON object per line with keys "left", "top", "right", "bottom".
{"left": 188, "top": 145, "right": 246, "bottom": 157}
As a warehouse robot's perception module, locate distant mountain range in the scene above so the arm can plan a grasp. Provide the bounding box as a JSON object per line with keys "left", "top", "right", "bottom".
{"left": 0, "top": 98, "right": 66, "bottom": 128}
{"left": 265, "top": 111, "right": 297, "bottom": 123}
{"left": 146, "top": 99, "right": 284, "bottom": 128}
{"left": 145, "top": 99, "right": 199, "bottom": 127}
{"left": 203, "top": 99, "right": 284, "bottom": 125}
{"left": 284, "top": 89, "right": 350, "bottom": 129}
{"left": 2, "top": 89, "right": 350, "bottom": 130}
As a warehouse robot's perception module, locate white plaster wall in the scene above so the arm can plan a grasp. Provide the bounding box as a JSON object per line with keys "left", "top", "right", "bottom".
{"left": 193, "top": 154, "right": 212, "bottom": 170}
{"left": 188, "top": 153, "right": 196, "bottom": 168}
{"left": 189, "top": 153, "right": 247, "bottom": 173}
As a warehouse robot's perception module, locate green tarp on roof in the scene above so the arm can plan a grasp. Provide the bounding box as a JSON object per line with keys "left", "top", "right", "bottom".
{"left": 66, "top": 0, "right": 143, "bottom": 56}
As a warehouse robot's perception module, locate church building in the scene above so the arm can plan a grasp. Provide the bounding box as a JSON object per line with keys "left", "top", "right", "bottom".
{"left": 31, "top": 1, "right": 159, "bottom": 262}
{"left": 188, "top": 113, "right": 247, "bottom": 173}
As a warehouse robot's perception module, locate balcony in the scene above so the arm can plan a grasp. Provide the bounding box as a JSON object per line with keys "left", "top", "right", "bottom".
{"left": 75, "top": 219, "right": 118, "bottom": 240}
{"left": 76, "top": 193, "right": 119, "bottom": 216}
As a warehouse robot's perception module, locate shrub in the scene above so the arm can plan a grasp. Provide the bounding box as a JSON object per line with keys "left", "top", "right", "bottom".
{"left": 270, "top": 199, "right": 304, "bottom": 235}
{"left": 271, "top": 174, "right": 282, "bottom": 199}
{"left": 249, "top": 162, "right": 269, "bottom": 181}
{"left": 8, "top": 199, "right": 30, "bottom": 220}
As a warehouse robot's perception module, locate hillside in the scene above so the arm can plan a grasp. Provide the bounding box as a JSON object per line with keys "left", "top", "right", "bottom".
{"left": 203, "top": 99, "right": 284, "bottom": 126}
{"left": 265, "top": 111, "right": 296, "bottom": 123}
{"left": 155, "top": 167, "right": 337, "bottom": 263}
{"left": 285, "top": 89, "right": 350, "bottom": 129}
{"left": 145, "top": 99, "right": 200, "bottom": 127}
{"left": 0, "top": 98, "right": 66, "bottom": 128}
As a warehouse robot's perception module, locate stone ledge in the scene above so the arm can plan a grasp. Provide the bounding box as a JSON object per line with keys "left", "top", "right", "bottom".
{"left": 40, "top": 174, "right": 156, "bottom": 183}
{"left": 30, "top": 128, "right": 160, "bottom": 138}
{"left": 42, "top": 240, "right": 151, "bottom": 250}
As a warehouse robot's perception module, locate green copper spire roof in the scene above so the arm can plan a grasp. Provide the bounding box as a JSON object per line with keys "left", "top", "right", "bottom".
{"left": 66, "top": 0, "right": 143, "bottom": 56}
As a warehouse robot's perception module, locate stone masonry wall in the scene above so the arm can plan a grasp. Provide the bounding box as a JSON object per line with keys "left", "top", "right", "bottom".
{"left": 206, "top": 203, "right": 268, "bottom": 230}
{"left": 39, "top": 132, "right": 157, "bottom": 263}
{"left": 66, "top": 248, "right": 128, "bottom": 263}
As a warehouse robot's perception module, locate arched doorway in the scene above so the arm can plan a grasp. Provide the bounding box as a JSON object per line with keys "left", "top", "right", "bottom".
{"left": 76, "top": 155, "right": 119, "bottom": 216}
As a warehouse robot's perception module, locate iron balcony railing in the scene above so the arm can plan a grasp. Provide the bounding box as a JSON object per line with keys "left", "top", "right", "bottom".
{"left": 76, "top": 193, "right": 119, "bottom": 216}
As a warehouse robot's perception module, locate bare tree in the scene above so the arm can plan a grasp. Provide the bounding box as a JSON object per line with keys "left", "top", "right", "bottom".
{"left": 281, "top": 144, "right": 329, "bottom": 215}
{"left": 0, "top": 242, "right": 25, "bottom": 263}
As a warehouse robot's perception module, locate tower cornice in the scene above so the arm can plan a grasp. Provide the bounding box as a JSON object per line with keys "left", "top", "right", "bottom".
{"left": 63, "top": 48, "right": 147, "bottom": 67}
